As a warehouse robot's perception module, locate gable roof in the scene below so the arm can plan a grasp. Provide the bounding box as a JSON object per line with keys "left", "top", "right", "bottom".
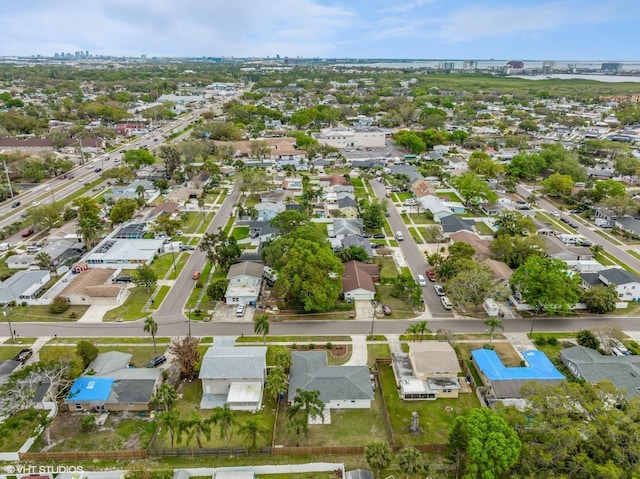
{"left": 440, "top": 215, "right": 474, "bottom": 233}
{"left": 449, "top": 231, "right": 489, "bottom": 259}
{"left": 337, "top": 196, "right": 358, "bottom": 209}
{"left": 199, "top": 346, "right": 267, "bottom": 380}
{"left": 409, "top": 342, "right": 461, "bottom": 376}
{"left": 561, "top": 345, "right": 640, "bottom": 397}
{"left": 342, "top": 260, "right": 379, "bottom": 293}
{"left": 288, "top": 351, "right": 373, "bottom": 404}
{"left": 341, "top": 235, "right": 373, "bottom": 257}
{"left": 60, "top": 268, "right": 124, "bottom": 298}
{"left": 472, "top": 349, "right": 564, "bottom": 381}
{"left": 600, "top": 268, "right": 640, "bottom": 286}
{"left": 0, "top": 270, "right": 49, "bottom": 303}
{"left": 87, "top": 351, "right": 132, "bottom": 376}
{"left": 226, "top": 262, "right": 264, "bottom": 280}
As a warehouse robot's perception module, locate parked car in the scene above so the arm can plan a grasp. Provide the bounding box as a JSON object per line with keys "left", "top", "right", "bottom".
{"left": 440, "top": 296, "right": 453, "bottom": 310}
{"left": 434, "top": 284, "right": 446, "bottom": 296}
{"left": 114, "top": 275, "right": 133, "bottom": 283}
{"left": 373, "top": 233, "right": 386, "bottom": 239}
{"left": 179, "top": 244, "right": 195, "bottom": 251}
{"left": 370, "top": 243, "right": 383, "bottom": 249}
{"left": 417, "top": 274, "right": 427, "bottom": 287}
{"left": 551, "top": 211, "right": 560, "bottom": 218}
{"left": 13, "top": 348, "right": 33, "bottom": 363}
{"left": 146, "top": 355, "right": 167, "bottom": 368}
{"left": 426, "top": 270, "right": 436, "bottom": 281}
{"left": 382, "top": 304, "right": 392, "bottom": 315}
{"left": 21, "top": 228, "right": 34, "bottom": 238}
{"left": 94, "top": 168, "right": 102, "bottom": 173}
{"left": 192, "top": 271, "right": 201, "bottom": 280}
{"left": 235, "top": 304, "right": 246, "bottom": 317}
{"left": 11, "top": 201, "right": 20, "bottom": 208}
{"left": 31, "top": 201, "right": 40, "bottom": 207}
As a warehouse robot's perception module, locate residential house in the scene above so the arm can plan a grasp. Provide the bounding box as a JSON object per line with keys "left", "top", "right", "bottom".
{"left": 146, "top": 202, "right": 180, "bottom": 223}
{"left": 340, "top": 235, "right": 373, "bottom": 258}
{"left": 312, "top": 126, "right": 386, "bottom": 149}
{"left": 327, "top": 218, "right": 363, "bottom": 239}
{"left": 186, "top": 173, "right": 211, "bottom": 190}
{"left": 410, "top": 179, "right": 436, "bottom": 198}
{"left": 342, "top": 260, "right": 379, "bottom": 301}
{"left": 59, "top": 268, "right": 129, "bottom": 306}
{"left": 198, "top": 344, "right": 267, "bottom": 411}
{"left": 561, "top": 346, "right": 640, "bottom": 398}
{"left": 135, "top": 165, "right": 159, "bottom": 180}
{"left": 65, "top": 351, "right": 163, "bottom": 412}
{"left": 246, "top": 220, "right": 281, "bottom": 243}
{"left": 0, "top": 360, "right": 21, "bottom": 385}
{"left": 85, "top": 239, "right": 164, "bottom": 269}
{"left": 255, "top": 202, "right": 285, "bottom": 222}
{"left": 615, "top": 216, "right": 640, "bottom": 237}
{"left": 440, "top": 215, "right": 475, "bottom": 236}
{"left": 288, "top": 351, "right": 374, "bottom": 410}
{"left": 113, "top": 222, "right": 147, "bottom": 239}
{"left": 471, "top": 349, "right": 564, "bottom": 400}
{"left": 482, "top": 258, "right": 514, "bottom": 283}
{"left": 449, "top": 231, "right": 489, "bottom": 260}
{"left": 598, "top": 268, "right": 640, "bottom": 301}
{"left": 225, "top": 261, "right": 264, "bottom": 305}
{"left": 417, "top": 196, "right": 453, "bottom": 222}
{"left": 39, "top": 239, "right": 86, "bottom": 267}
{"left": 337, "top": 196, "right": 359, "bottom": 218}
{"left": 0, "top": 270, "right": 51, "bottom": 305}
{"left": 387, "top": 165, "right": 423, "bottom": 184}
{"left": 104, "top": 180, "right": 158, "bottom": 203}
{"left": 392, "top": 342, "right": 462, "bottom": 400}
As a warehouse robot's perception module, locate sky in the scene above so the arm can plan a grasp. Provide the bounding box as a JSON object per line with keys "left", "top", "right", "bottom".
{"left": 1, "top": 0, "right": 638, "bottom": 60}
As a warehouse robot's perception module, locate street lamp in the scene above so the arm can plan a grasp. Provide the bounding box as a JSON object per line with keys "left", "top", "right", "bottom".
{"left": 3, "top": 309, "right": 15, "bottom": 343}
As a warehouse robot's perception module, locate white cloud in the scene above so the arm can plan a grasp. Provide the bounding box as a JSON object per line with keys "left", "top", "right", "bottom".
{"left": 379, "top": 0, "right": 435, "bottom": 14}
{"left": 430, "top": 1, "right": 616, "bottom": 44}
{"left": 0, "top": 0, "right": 354, "bottom": 57}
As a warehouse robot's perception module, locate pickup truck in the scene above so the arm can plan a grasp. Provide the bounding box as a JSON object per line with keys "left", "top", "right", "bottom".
{"left": 13, "top": 348, "right": 33, "bottom": 363}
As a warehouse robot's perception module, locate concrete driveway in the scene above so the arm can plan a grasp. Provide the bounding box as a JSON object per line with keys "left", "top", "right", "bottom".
{"left": 209, "top": 304, "right": 254, "bottom": 322}
{"left": 354, "top": 300, "right": 374, "bottom": 321}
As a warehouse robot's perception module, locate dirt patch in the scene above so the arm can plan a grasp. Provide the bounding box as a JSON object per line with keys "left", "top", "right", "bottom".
{"left": 286, "top": 344, "right": 348, "bottom": 357}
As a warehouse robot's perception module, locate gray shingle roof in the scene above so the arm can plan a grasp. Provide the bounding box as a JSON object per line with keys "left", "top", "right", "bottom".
{"left": 600, "top": 268, "right": 640, "bottom": 285}
{"left": 440, "top": 215, "right": 474, "bottom": 233}
{"left": 288, "top": 351, "right": 373, "bottom": 404}
{"left": 199, "top": 346, "right": 267, "bottom": 380}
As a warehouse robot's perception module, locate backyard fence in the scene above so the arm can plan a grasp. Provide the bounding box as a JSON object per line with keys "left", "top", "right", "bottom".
{"left": 20, "top": 450, "right": 147, "bottom": 461}
{"left": 148, "top": 447, "right": 271, "bottom": 457}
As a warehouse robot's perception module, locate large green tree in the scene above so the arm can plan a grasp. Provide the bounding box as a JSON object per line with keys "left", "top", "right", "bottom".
{"left": 448, "top": 408, "right": 520, "bottom": 479}
{"left": 365, "top": 440, "right": 393, "bottom": 479}
{"left": 200, "top": 229, "right": 241, "bottom": 272}
{"left": 542, "top": 172, "right": 574, "bottom": 197}
{"left": 133, "top": 264, "right": 158, "bottom": 291}
{"left": 451, "top": 172, "right": 498, "bottom": 206}
{"left": 123, "top": 148, "right": 155, "bottom": 169}
{"left": 447, "top": 262, "right": 505, "bottom": 312}
{"left": 582, "top": 284, "right": 618, "bottom": 314}
{"left": 510, "top": 256, "right": 581, "bottom": 314}
{"left": 109, "top": 198, "right": 138, "bottom": 223}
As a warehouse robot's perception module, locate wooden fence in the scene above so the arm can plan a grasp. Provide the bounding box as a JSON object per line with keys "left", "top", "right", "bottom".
{"left": 20, "top": 450, "right": 147, "bottom": 461}
{"left": 148, "top": 447, "right": 271, "bottom": 457}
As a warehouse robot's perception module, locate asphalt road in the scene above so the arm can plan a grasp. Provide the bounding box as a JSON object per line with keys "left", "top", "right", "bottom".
{"left": 369, "top": 178, "right": 453, "bottom": 318}
{"left": 154, "top": 189, "right": 238, "bottom": 323}
{"left": 516, "top": 184, "right": 640, "bottom": 272}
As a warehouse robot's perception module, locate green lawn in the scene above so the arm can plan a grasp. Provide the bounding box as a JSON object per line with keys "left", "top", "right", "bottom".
{"left": 350, "top": 178, "right": 364, "bottom": 188}
{"left": 155, "top": 381, "right": 277, "bottom": 450}
{"left": 237, "top": 336, "right": 352, "bottom": 343}
{"left": 367, "top": 344, "right": 391, "bottom": 368}
{"left": 408, "top": 213, "right": 435, "bottom": 224}
{"left": 6, "top": 305, "right": 89, "bottom": 322}
{"left": 378, "top": 364, "right": 480, "bottom": 445}
{"left": 47, "top": 336, "right": 171, "bottom": 345}
{"left": 436, "top": 192, "right": 462, "bottom": 202}
{"left": 408, "top": 227, "right": 424, "bottom": 244}
{"left": 0, "top": 409, "right": 48, "bottom": 452}
{"left": 103, "top": 287, "right": 152, "bottom": 321}
{"left": 375, "top": 285, "right": 417, "bottom": 319}
{"left": 153, "top": 285, "right": 171, "bottom": 309}
{"left": 474, "top": 221, "right": 494, "bottom": 235}
{"left": 374, "top": 256, "right": 399, "bottom": 280}
{"left": 149, "top": 254, "right": 176, "bottom": 276}
{"left": 273, "top": 387, "right": 390, "bottom": 447}
{"left": 39, "top": 344, "right": 162, "bottom": 367}
{"left": 232, "top": 226, "right": 250, "bottom": 241}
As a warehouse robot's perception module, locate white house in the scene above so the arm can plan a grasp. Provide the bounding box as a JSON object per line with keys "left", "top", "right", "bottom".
{"left": 0, "top": 270, "right": 51, "bottom": 305}
{"left": 59, "top": 268, "right": 129, "bottom": 306}
{"left": 342, "top": 260, "right": 379, "bottom": 301}
{"left": 85, "top": 239, "right": 164, "bottom": 269}
{"left": 313, "top": 126, "right": 386, "bottom": 149}
{"left": 598, "top": 268, "right": 640, "bottom": 301}
{"left": 224, "top": 262, "right": 264, "bottom": 305}
{"left": 198, "top": 344, "right": 267, "bottom": 411}
{"left": 288, "top": 351, "right": 374, "bottom": 410}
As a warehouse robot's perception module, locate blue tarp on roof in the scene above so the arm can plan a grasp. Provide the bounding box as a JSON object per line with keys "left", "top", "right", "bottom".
{"left": 472, "top": 349, "right": 564, "bottom": 381}
{"left": 66, "top": 377, "right": 114, "bottom": 402}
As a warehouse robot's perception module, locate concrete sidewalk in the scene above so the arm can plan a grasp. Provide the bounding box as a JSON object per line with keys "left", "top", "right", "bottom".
{"left": 343, "top": 334, "right": 368, "bottom": 366}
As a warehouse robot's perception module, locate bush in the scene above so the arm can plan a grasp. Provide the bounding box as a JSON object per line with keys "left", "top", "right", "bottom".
{"left": 69, "top": 311, "right": 77, "bottom": 319}
{"left": 535, "top": 336, "right": 547, "bottom": 346}
{"left": 326, "top": 342, "right": 333, "bottom": 350}
{"left": 309, "top": 343, "right": 315, "bottom": 350}
{"left": 50, "top": 296, "right": 70, "bottom": 314}
{"left": 80, "top": 414, "right": 97, "bottom": 433}
{"left": 547, "top": 337, "right": 558, "bottom": 346}
{"left": 483, "top": 344, "right": 495, "bottom": 350}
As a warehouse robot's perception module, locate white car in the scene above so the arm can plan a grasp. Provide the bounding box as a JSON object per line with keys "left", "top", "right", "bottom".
{"left": 551, "top": 211, "right": 560, "bottom": 218}
{"left": 31, "top": 201, "right": 40, "bottom": 207}
{"left": 78, "top": 177, "right": 85, "bottom": 183}
{"left": 44, "top": 186, "right": 51, "bottom": 191}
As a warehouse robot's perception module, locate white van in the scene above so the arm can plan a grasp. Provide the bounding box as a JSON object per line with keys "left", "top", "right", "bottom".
{"left": 395, "top": 231, "right": 404, "bottom": 241}
{"left": 26, "top": 246, "right": 40, "bottom": 253}
{"left": 0, "top": 243, "right": 9, "bottom": 252}
{"left": 558, "top": 234, "right": 580, "bottom": 245}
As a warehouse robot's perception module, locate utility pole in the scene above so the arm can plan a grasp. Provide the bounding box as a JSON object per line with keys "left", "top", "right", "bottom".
{"left": 3, "top": 160, "right": 13, "bottom": 198}
{"left": 3, "top": 309, "right": 15, "bottom": 343}
{"left": 78, "top": 137, "right": 86, "bottom": 165}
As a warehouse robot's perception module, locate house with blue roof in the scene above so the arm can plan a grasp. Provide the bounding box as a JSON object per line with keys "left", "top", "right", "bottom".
{"left": 471, "top": 349, "right": 564, "bottom": 399}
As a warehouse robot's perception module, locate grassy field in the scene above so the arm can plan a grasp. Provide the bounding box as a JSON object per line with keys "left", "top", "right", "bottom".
{"left": 378, "top": 364, "right": 479, "bottom": 444}
{"left": 154, "top": 380, "right": 277, "bottom": 450}
{"left": 39, "top": 344, "right": 162, "bottom": 368}
{"left": 273, "top": 387, "right": 390, "bottom": 447}
{"left": 376, "top": 284, "right": 418, "bottom": 319}
{"left": 474, "top": 221, "right": 494, "bottom": 235}
{"left": 453, "top": 341, "right": 523, "bottom": 367}
{"left": 374, "top": 255, "right": 399, "bottom": 280}
{"left": 408, "top": 227, "right": 424, "bottom": 244}
{"left": 232, "top": 226, "right": 250, "bottom": 241}
{"left": 407, "top": 213, "right": 435, "bottom": 224}
{"left": 0, "top": 409, "right": 48, "bottom": 452}
{"left": 103, "top": 287, "right": 150, "bottom": 321}
{"left": 367, "top": 343, "right": 391, "bottom": 368}
{"left": 7, "top": 304, "right": 89, "bottom": 322}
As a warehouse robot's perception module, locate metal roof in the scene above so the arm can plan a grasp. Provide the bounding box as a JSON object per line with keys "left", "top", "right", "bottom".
{"left": 472, "top": 349, "right": 564, "bottom": 381}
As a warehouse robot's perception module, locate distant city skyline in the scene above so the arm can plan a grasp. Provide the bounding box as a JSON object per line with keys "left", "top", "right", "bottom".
{"left": 1, "top": 0, "right": 638, "bottom": 61}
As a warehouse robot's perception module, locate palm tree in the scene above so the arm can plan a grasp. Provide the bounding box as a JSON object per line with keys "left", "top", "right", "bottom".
{"left": 406, "top": 323, "right": 421, "bottom": 342}
{"left": 286, "top": 412, "right": 307, "bottom": 446}
{"left": 152, "top": 383, "right": 177, "bottom": 411}
{"left": 591, "top": 244, "right": 604, "bottom": 257}
{"left": 365, "top": 440, "right": 393, "bottom": 479}
{"left": 157, "top": 409, "right": 180, "bottom": 448}
{"left": 265, "top": 366, "right": 287, "bottom": 402}
{"left": 238, "top": 418, "right": 269, "bottom": 452}
{"left": 198, "top": 197, "right": 205, "bottom": 221}
{"left": 210, "top": 404, "right": 236, "bottom": 447}
{"left": 288, "top": 388, "right": 325, "bottom": 424}
{"left": 416, "top": 320, "right": 430, "bottom": 342}
{"left": 398, "top": 446, "right": 424, "bottom": 479}
{"left": 180, "top": 411, "right": 212, "bottom": 448}
{"left": 34, "top": 251, "right": 53, "bottom": 270}
{"left": 143, "top": 316, "right": 158, "bottom": 353}
{"left": 253, "top": 314, "right": 270, "bottom": 345}
{"left": 135, "top": 184, "right": 146, "bottom": 202}
{"left": 526, "top": 193, "right": 538, "bottom": 208}
{"left": 484, "top": 317, "right": 504, "bottom": 345}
